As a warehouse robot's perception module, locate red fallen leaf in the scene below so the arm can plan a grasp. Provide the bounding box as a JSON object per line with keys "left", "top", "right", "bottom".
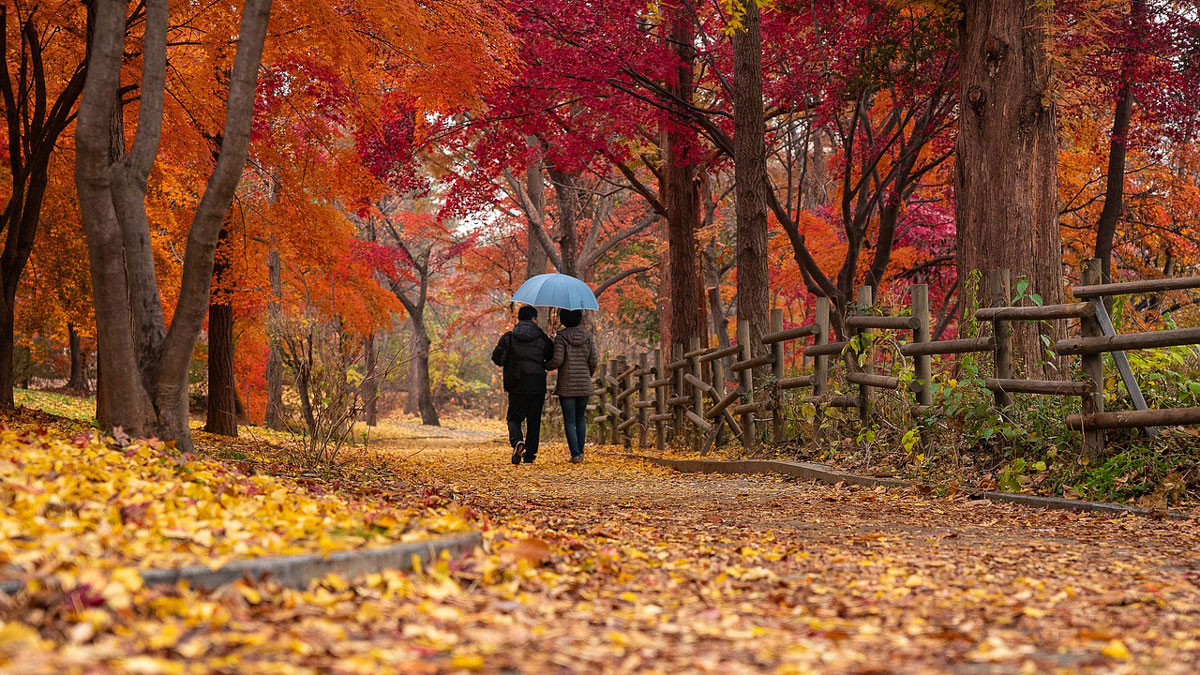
{"left": 503, "top": 538, "right": 553, "bottom": 566}
{"left": 119, "top": 502, "right": 151, "bottom": 526}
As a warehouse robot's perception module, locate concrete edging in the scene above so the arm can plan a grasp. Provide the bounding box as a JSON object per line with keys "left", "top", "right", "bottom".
{"left": 622, "top": 454, "right": 1187, "bottom": 519}
{"left": 0, "top": 531, "right": 482, "bottom": 597}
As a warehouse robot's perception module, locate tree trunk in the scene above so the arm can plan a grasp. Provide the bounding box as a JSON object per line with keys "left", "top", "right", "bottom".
{"left": 732, "top": 0, "right": 770, "bottom": 353}
{"left": 956, "top": 0, "right": 1063, "bottom": 376}
{"left": 0, "top": 294, "right": 13, "bottom": 406}
{"left": 362, "top": 332, "right": 378, "bottom": 426}
{"left": 802, "top": 129, "right": 828, "bottom": 211}
{"left": 1094, "top": 83, "right": 1132, "bottom": 286}
{"left": 204, "top": 226, "right": 238, "bottom": 436}
{"left": 67, "top": 323, "right": 89, "bottom": 392}
{"left": 75, "top": 0, "right": 273, "bottom": 450}
{"left": 405, "top": 326, "right": 421, "bottom": 416}
{"left": 526, "top": 152, "right": 549, "bottom": 278}
{"left": 265, "top": 248, "right": 285, "bottom": 429}
{"left": 0, "top": 5, "right": 90, "bottom": 408}
{"left": 410, "top": 314, "right": 440, "bottom": 426}
{"left": 548, "top": 167, "right": 580, "bottom": 276}
{"left": 662, "top": 3, "right": 705, "bottom": 351}
{"left": 1094, "top": 0, "right": 1144, "bottom": 285}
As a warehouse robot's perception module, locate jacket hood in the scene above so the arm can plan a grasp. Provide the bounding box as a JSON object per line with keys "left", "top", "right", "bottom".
{"left": 561, "top": 326, "right": 589, "bottom": 346}
{"left": 512, "top": 320, "right": 546, "bottom": 342}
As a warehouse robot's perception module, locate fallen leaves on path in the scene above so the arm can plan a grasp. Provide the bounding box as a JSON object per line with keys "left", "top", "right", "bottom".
{"left": 0, "top": 427, "right": 471, "bottom": 583}
{"left": 3, "top": 427, "right": 1200, "bottom": 673}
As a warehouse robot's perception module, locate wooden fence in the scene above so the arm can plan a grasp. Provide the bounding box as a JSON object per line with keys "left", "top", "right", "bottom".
{"left": 588, "top": 259, "right": 1200, "bottom": 455}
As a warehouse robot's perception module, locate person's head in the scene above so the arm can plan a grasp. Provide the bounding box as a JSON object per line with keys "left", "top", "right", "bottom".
{"left": 559, "top": 309, "right": 583, "bottom": 328}
{"left": 517, "top": 305, "right": 538, "bottom": 322}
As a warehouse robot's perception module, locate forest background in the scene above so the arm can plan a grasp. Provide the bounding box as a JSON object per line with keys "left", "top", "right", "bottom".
{"left": 4, "top": 0, "right": 1200, "bottom": 499}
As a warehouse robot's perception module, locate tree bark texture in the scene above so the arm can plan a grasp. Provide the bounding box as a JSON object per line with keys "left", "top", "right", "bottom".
{"left": 265, "top": 248, "right": 285, "bottom": 429}
{"left": 731, "top": 0, "right": 770, "bottom": 353}
{"left": 956, "top": 0, "right": 1064, "bottom": 377}
{"left": 526, "top": 154, "right": 549, "bottom": 279}
{"left": 409, "top": 314, "right": 440, "bottom": 426}
{"left": 204, "top": 227, "right": 237, "bottom": 437}
{"left": 67, "top": 323, "right": 89, "bottom": 392}
{"left": 548, "top": 166, "right": 580, "bottom": 277}
{"left": 662, "top": 3, "right": 705, "bottom": 351}
{"left": 74, "top": 0, "right": 273, "bottom": 450}
{"left": 0, "top": 296, "right": 13, "bottom": 403}
{"left": 362, "top": 332, "right": 378, "bottom": 426}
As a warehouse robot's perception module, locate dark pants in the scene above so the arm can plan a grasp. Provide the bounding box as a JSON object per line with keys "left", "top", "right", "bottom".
{"left": 506, "top": 393, "right": 545, "bottom": 460}
{"left": 560, "top": 396, "right": 589, "bottom": 458}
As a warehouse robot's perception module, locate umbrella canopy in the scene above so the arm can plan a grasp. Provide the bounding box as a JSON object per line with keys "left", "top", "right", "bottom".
{"left": 511, "top": 273, "right": 599, "bottom": 311}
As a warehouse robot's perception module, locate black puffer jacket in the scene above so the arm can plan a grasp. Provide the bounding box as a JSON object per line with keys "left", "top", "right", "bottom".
{"left": 546, "top": 326, "right": 597, "bottom": 397}
{"left": 491, "top": 320, "right": 554, "bottom": 394}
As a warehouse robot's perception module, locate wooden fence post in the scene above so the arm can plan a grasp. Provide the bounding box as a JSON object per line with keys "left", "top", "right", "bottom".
{"left": 619, "top": 355, "right": 632, "bottom": 449}
{"left": 814, "top": 297, "right": 830, "bottom": 398}
{"left": 671, "top": 343, "right": 684, "bottom": 443}
{"left": 638, "top": 352, "right": 649, "bottom": 449}
{"left": 654, "top": 348, "right": 666, "bottom": 452}
{"left": 710, "top": 340, "right": 729, "bottom": 448}
{"left": 609, "top": 357, "right": 620, "bottom": 446}
{"left": 1081, "top": 259, "right": 1106, "bottom": 457}
{"left": 770, "top": 308, "right": 785, "bottom": 444}
{"left": 855, "top": 286, "right": 873, "bottom": 422}
{"left": 738, "top": 319, "right": 755, "bottom": 449}
{"left": 595, "top": 362, "right": 607, "bottom": 441}
{"left": 911, "top": 284, "right": 933, "bottom": 408}
{"left": 688, "top": 337, "right": 703, "bottom": 452}
{"left": 988, "top": 270, "right": 1012, "bottom": 407}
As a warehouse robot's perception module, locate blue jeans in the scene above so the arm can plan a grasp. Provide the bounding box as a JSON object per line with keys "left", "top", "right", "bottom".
{"left": 559, "top": 396, "right": 589, "bottom": 458}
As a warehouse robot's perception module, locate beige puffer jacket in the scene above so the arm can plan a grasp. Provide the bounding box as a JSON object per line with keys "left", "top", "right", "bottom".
{"left": 547, "top": 327, "right": 598, "bottom": 398}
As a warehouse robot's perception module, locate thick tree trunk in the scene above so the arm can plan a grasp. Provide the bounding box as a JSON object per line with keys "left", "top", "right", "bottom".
{"left": 265, "top": 248, "right": 285, "bottom": 429}
{"left": 67, "top": 323, "right": 89, "bottom": 392}
{"left": 405, "top": 327, "right": 421, "bottom": 416}
{"left": 204, "top": 297, "right": 238, "bottom": 435}
{"left": 662, "top": 4, "right": 705, "bottom": 351}
{"left": 957, "top": 0, "right": 1063, "bottom": 376}
{"left": 548, "top": 167, "right": 580, "bottom": 276}
{"left": 75, "top": 0, "right": 273, "bottom": 450}
{"left": 204, "top": 226, "right": 238, "bottom": 436}
{"left": 0, "top": 295, "right": 13, "bottom": 406}
{"left": 526, "top": 153, "right": 549, "bottom": 278}
{"left": 362, "top": 332, "right": 378, "bottom": 426}
{"left": 731, "top": 0, "right": 770, "bottom": 352}
{"left": 410, "top": 314, "right": 440, "bottom": 426}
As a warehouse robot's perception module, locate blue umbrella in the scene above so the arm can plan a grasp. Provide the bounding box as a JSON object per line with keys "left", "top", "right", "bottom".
{"left": 511, "top": 273, "right": 599, "bottom": 311}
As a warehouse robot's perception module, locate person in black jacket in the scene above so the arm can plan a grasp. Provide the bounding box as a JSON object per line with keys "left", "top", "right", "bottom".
{"left": 491, "top": 306, "right": 554, "bottom": 464}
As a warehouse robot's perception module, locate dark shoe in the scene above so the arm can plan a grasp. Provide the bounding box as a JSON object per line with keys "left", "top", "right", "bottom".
{"left": 569, "top": 455, "right": 583, "bottom": 464}
{"left": 522, "top": 458, "right": 535, "bottom": 464}
{"left": 511, "top": 441, "right": 525, "bottom": 465}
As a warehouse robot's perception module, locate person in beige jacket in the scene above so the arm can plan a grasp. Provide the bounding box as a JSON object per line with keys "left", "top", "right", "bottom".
{"left": 546, "top": 309, "right": 597, "bottom": 463}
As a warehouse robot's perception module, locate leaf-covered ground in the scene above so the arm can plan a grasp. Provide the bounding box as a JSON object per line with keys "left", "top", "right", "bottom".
{"left": 0, "top": 426, "right": 472, "bottom": 588}
{"left": 3, "top": 422, "right": 1200, "bottom": 673}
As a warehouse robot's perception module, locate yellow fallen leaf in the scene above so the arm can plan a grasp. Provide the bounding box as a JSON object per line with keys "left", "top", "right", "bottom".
{"left": 1102, "top": 639, "right": 1131, "bottom": 660}
{"left": 451, "top": 654, "right": 485, "bottom": 671}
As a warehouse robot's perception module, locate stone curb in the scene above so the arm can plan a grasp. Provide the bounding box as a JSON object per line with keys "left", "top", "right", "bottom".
{"left": 0, "top": 531, "right": 482, "bottom": 597}
{"left": 620, "top": 454, "right": 1188, "bottom": 519}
